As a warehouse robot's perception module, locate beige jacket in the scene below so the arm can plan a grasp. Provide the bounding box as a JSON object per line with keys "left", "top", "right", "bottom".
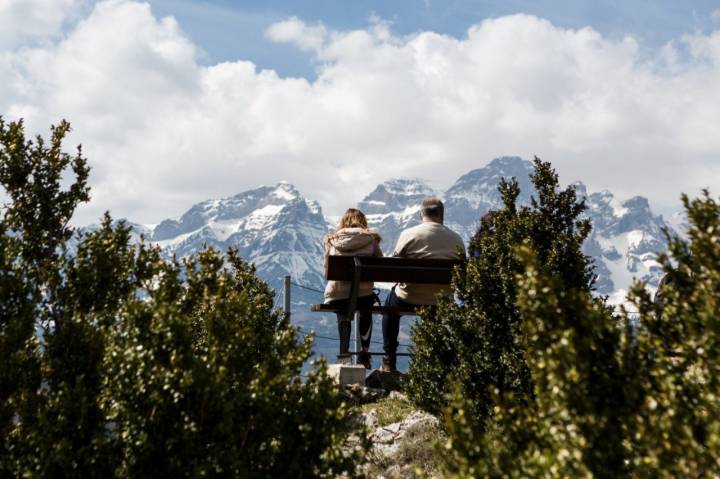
{"left": 393, "top": 222, "right": 465, "bottom": 305}
{"left": 323, "top": 227, "right": 383, "bottom": 302}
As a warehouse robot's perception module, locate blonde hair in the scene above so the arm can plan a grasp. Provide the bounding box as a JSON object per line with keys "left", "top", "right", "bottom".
{"left": 336, "top": 208, "right": 368, "bottom": 230}
{"left": 324, "top": 208, "right": 382, "bottom": 248}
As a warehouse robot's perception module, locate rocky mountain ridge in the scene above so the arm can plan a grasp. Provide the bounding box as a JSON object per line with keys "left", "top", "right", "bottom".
{"left": 358, "top": 157, "right": 674, "bottom": 302}
{"left": 99, "top": 157, "right": 677, "bottom": 310}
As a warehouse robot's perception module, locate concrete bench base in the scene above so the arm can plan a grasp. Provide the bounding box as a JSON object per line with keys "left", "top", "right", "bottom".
{"left": 327, "top": 364, "right": 367, "bottom": 386}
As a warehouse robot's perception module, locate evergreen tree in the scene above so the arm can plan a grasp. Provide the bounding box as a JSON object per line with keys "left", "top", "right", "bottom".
{"left": 407, "top": 157, "right": 595, "bottom": 425}
{"left": 0, "top": 118, "right": 363, "bottom": 478}
{"left": 440, "top": 191, "right": 720, "bottom": 477}
{"left": 442, "top": 246, "right": 623, "bottom": 478}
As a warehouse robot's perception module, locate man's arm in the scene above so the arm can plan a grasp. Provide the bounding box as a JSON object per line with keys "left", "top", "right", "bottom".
{"left": 457, "top": 233, "right": 466, "bottom": 256}
{"left": 453, "top": 232, "right": 466, "bottom": 259}
{"left": 392, "top": 230, "right": 410, "bottom": 257}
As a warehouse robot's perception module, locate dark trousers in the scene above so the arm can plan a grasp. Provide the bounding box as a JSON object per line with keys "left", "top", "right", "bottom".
{"left": 381, "top": 288, "right": 416, "bottom": 367}
{"left": 325, "top": 295, "right": 374, "bottom": 354}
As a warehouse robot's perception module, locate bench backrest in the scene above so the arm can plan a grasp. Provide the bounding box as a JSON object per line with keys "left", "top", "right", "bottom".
{"left": 325, "top": 255, "right": 460, "bottom": 284}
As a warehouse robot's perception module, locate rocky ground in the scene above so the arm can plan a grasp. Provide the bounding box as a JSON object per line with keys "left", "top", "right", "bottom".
{"left": 341, "top": 372, "right": 445, "bottom": 479}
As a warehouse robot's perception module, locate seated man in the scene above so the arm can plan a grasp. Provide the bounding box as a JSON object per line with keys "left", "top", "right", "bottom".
{"left": 382, "top": 197, "right": 465, "bottom": 371}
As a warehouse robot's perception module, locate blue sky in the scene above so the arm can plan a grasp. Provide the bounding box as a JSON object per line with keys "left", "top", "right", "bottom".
{"left": 148, "top": 0, "right": 720, "bottom": 77}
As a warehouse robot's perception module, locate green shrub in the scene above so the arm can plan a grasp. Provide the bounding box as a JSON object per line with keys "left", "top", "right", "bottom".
{"left": 0, "top": 118, "right": 363, "bottom": 478}
{"left": 441, "top": 191, "right": 720, "bottom": 477}
{"left": 407, "top": 158, "right": 595, "bottom": 425}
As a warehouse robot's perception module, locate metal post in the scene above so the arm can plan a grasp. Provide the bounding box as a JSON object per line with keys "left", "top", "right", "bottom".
{"left": 283, "top": 275, "right": 291, "bottom": 320}
{"left": 354, "top": 312, "right": 361, "bottom": 364}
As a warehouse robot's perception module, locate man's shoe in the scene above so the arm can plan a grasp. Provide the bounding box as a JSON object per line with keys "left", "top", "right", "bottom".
{"left": 358, "top": 350, "right": 372, "bottom": 369}
{"left": 381, "top": 357, "right": 396, "bottom": 372}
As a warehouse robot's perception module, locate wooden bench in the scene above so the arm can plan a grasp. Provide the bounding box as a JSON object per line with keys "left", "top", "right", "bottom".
{"left": 310, "top": 255, "right": 460, "bottom": 359}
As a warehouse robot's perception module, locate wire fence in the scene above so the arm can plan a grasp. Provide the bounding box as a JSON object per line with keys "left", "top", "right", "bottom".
{"left": 295, "top": 326, "right": 412, "bottom": 349}
{"left": 290, "top": 281, "right": 325, "bottom": 295}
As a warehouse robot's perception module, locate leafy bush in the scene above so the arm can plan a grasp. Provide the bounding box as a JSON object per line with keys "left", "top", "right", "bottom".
{"left": 0, "top": 118, "right": 362, "bottom": 478}
{"left": 407, "top": 158, "right": 595, "bottom": 425}
{"left": 441, "top": 191, "right": 720, "bottom": 477}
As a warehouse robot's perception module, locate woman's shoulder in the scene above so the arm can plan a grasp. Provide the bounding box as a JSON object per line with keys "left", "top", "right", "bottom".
{"left": 332, "top": 227, "right": 380, "bottom": 237}
{"left": 359, "top": 227, "right": 383, "bottom": 243}
{"left": 367, "top": 228, "right": 382, "bottom": 243}
{"left": 325, "top": 227, "right": 382, "bottom": 246}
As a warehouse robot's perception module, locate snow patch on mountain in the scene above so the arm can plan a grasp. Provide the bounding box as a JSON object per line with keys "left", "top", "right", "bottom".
{"left": 576, "top": 184, "right": 670, "bottom": 303}
{"left": 359, "top": 178, "right": 436, "bottom": 253}
{"left": 596, "top": 230, "right": 662, "bottom": 305}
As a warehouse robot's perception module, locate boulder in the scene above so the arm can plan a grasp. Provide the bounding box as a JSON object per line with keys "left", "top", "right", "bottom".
{"left": 365, "top": 369, "right": 407, "bottom": 392}
{"left": 342, "top": 383, "right": 387, "bottom": 405}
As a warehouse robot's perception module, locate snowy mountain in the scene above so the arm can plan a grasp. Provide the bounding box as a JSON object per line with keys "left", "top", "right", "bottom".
{"left": 82, "top": 158, "right": 677, "bottom": 364}
{"left": 444, "top": 156, "right": 536, "bottom": 240}
{"left": 93, "top": 157, "right": 675, "bottom": 334}
{"left": 362, "top": 157, "right": 673, "bottom": 303}
{"left": 132, "top": 182, "right": 329, "bottom": 305}
{"left": 356, "top": 157, "right": 538, "bottom": 251}
{"left": 357, "top": 178, "right": 436, "bottom": 254}
{"left": 578, "top": 184, "right": 671, "bottom": 302}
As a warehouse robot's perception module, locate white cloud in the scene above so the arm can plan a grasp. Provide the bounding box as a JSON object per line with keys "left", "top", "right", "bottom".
{"left": 2, "top": 1, "right": 720, "bottom": 226}
{"left": 265, "top": 16, "right": 326, "bottom": 52}
{"left": 0, "top": 0, "right": 85, "bottom": 48}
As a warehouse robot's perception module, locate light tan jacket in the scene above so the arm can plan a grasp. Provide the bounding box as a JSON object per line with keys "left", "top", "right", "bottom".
{"left": 323, "top": 227, "right": 383, "bottom": 302}
{"left": 392, "top": 222, "right": 465, "bottom": 305}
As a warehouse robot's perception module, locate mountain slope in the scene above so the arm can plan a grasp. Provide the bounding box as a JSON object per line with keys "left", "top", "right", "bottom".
{"left": 578, "top": 184, "right": 670, "bottom": 301}
{"left": 146, "top": 182, "right": 328, "bottom": 304}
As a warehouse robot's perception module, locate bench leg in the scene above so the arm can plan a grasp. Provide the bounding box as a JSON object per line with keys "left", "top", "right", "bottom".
{"left": 354, "top": 312, "right": 361, "bottom": 364}
{"left": 337, "top": 315, "right": 351, "bottom": 363}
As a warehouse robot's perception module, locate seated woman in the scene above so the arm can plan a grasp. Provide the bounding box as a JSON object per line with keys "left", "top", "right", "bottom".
{"left": 323, "top": 208, "right": 382, "bottom": 368}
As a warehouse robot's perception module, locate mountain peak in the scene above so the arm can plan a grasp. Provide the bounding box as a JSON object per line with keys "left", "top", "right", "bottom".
{"left": 571, "top": 181, "right": 588, "bottom": 198}
{"left": 445, "top": 156, "right": 535, "bottom": 209}
{"left": 486, "top": 156, "right": 532, "bottom": 170}
{"left": 586, "top": 189, "right": 637, "bottom": 220}
{"left": 271, "top": 181, "right": 300, "bottom": 201}
{"left": 376, "top": 178, "right": 435, "bottom": 196}
{"left": 358, "top": 178, "right": 435, "bottom": 215}
{"left": 622, "top": 196, "right": 651, "bottom": 212}
{"left": 151, "top": 182, "right": 317, "bottom": 242}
